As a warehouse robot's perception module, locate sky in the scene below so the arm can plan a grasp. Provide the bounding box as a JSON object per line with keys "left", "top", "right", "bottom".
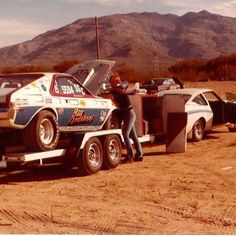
{"left": 0, "top": 0, "right": 236, "bottom": 48}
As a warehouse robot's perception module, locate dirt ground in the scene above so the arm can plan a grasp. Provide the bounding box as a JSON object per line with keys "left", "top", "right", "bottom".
{"left": 1, "top": 81, "right": 236, "bottom": 234}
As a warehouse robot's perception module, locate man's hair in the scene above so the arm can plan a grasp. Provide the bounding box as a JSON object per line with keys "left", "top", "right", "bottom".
{"left": 110, "top": 74, "right": 121, "bottom": 87}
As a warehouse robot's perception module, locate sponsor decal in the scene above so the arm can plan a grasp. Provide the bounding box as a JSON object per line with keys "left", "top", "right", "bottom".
{"left": 80, "top": 100, "right": 86, "bottom": 106}
{"left": 99, "top": 110, "right": 108, "bottom": 122}
{"left": 31, "top": 82, "right": 37, "bottom": 88}
{"left": 68, "top": 109, "right": 94, "bottom": 125}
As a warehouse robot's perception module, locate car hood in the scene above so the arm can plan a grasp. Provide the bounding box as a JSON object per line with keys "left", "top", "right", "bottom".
{"left": 66, "top": 59, "right": 115, "bottom": 96}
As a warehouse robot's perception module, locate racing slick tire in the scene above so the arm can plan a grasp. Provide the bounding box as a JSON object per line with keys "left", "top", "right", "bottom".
{"left": 79, "top": 137, "right": 103, "bottom": 175}
{"left": 192, "top": 119, "right": 204, "bottom": 142}
{"left": 102, "top": 134, "right": 122, "bottom": 170}
{"left": 22, "top": 110, "right": 60, "bottom": 151}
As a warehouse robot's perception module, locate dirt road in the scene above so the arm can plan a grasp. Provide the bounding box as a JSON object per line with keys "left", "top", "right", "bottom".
{"left": 1, "top": 81, "right": 236, "bottom": 234}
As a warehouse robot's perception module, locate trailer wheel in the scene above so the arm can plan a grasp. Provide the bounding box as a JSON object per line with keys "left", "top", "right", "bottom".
{"left": 22, "top": 110, "right": 59, "bottom": 151}
{"left": 79, "top": 137, "right": 103, "bottom": 175}
{"left": 102, "top": 134, "right": 122, "bottom": 170}
{"left": 192, "top": 119, "right": 204, "bottom": 141}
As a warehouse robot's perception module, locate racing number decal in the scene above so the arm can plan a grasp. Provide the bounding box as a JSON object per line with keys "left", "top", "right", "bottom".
{"left": 61, "top": 85, "right": 75, "bottom": 95}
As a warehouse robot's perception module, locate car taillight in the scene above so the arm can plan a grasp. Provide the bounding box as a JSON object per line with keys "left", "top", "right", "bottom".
{"left": 0, "top": 94, "right": 12, "bottom": 109}
{"left": 0, "top": 103, "right": 10, "bottom": 109}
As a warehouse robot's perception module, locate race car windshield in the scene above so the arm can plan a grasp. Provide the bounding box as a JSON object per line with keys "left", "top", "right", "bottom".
{"left": 0, "top": 74, "right": 44, "bottom": 89}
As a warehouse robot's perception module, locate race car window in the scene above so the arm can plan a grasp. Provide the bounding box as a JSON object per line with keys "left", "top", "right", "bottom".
{"left": 0, "top": 74, "right": 43, "bottom": 88}
{"left": 192, "top": 94, "right": 208, "bottom": 106}
{"left": 53, "top": 76, "right": 87, "bottom": 96}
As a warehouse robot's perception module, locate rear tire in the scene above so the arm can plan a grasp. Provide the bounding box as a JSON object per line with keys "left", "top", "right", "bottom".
{"left": 78, "top": 137, "right": 103, "bottom": 175}
{"left": 22, "top": 110, "right": 59, "bottom": 151}
{"left": 192, "top": 119, "right": 204, "bottom": 141}
{"left": 102, "top": 134, "right": 122, "bottom": 170}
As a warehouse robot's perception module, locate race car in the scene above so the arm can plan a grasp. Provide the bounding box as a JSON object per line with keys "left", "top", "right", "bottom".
{"left": 0, "top": 60, "right": 118, "bottom": 151}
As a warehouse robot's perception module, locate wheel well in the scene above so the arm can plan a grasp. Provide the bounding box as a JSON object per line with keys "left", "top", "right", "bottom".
{"left": 25, "top": 108, "right": 58, "bottom": 127}
{"left": 199, "top": 117, "right": 206, "bottom": 129}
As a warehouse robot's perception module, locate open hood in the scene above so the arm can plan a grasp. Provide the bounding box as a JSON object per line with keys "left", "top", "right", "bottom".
{"left": 66, "top": 59, "right": 116, "bottom": 96}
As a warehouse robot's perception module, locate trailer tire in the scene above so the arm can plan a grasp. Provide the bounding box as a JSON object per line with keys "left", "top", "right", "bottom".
{"left": 22, "top": 110, "right": 59, "bottom": 151}
{"left": 79, "top": 137, "right": 103, "bottom": 175}
{"left": 102, "top": 134, "right": 122, "bottom": 170}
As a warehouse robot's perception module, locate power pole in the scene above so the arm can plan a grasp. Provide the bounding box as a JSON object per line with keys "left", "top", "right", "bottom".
{"left": 95, "top": 16, "right": 100, "bottom": 60}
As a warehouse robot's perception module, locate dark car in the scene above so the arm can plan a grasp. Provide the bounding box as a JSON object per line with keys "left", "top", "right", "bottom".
{"left": 140, "top": 77, "right": 182, "bottom": 93}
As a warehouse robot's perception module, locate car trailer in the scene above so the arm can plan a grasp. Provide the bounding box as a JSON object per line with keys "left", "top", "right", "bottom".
{"left": 0, "top": 129, "right": 125, "bottom": 175}
{"left": 0, "top": 93, "right": 188, "bottom": 176}
{"left": 0, "top": 128, "right": 157, "bottom": 175}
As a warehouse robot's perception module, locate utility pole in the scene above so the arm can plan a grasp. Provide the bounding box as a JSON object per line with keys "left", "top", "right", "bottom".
{"left": 154, "top": 56, "right": 160, "bottom": 77}
{"left": 95, "top": 16, "right": 100, "bottom": 60}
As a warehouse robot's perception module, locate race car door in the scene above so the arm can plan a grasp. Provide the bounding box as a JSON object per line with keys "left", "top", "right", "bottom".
{"left": 203, "top": 90, "right": 236, "bottom": 124}
{"left": 224, "top": 101, "right": 236, "bottom": 123}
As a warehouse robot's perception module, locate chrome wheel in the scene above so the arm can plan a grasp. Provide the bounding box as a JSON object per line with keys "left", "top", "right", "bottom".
{"left": 108, "top": 138, "right": 120, "bottom": 162}
{"left": 102, "top": 134, "right": 122, "bottom": 170}
{"left": 39, "top": 118, "right": 55, "bottom": 145}
{"left": 88, "top": 143, "right": 102, "bottom": 168}
{"left": 192, "top": 119, "right": 204, "bottom": 141}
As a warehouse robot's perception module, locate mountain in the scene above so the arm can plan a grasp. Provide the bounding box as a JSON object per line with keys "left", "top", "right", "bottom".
{"left": 0, "top": 10, "right": 235, "bottom": 72}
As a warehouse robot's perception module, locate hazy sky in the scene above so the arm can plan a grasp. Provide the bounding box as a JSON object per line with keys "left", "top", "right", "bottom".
{"left": 0, "top": 0, "right": 236, "bottom": 48}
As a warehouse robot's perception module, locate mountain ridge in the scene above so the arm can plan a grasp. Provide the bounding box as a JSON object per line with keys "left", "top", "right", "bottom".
{"left": 0, "top": 10, "right": 235, "bottom": 72}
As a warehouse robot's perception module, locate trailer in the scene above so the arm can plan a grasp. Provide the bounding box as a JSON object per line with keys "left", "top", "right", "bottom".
{"left": 0, "top": 129, "right": 127, "bottom": 175}
{"left": 0, "top": 128, "right": 157, "bottom": 175}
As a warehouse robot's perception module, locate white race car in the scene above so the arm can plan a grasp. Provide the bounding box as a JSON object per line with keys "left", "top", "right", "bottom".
{"left": 0, "top": 60, "right": 119, "bottom": 151}
{"left": 158, "top": 88, "right": 236, "bottom": 141}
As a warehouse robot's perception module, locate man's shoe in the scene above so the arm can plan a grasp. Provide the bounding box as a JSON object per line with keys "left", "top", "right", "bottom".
{"left": 134, "top": 156, "right": 143, "bottom": 162}
{"left": 122, "top": 157, "right": 134, "bottom": 164}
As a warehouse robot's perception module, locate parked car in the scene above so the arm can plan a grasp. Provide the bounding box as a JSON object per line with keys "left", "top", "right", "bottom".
{"left": 158, "top": 88, "right": 236, "bottom": 141}
{"left": 140, "top": 77, "right": 182, "bottom": 93}
{"left": 0, "top": 60, "right": 119, "bottom": 151}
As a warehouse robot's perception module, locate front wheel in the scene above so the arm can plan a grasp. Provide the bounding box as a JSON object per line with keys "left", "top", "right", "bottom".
{"left": 102, "top": 134, "right": 122, "bottom": 170}
{"left": 78, "top": 137, "right": 103, "bottom": 175}
{"left": 192, "top": 119, "right": 204, "bottom": 141}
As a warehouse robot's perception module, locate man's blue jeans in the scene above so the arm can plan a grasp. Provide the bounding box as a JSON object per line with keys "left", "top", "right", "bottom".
{"left": 122, "top": 109, "right": 143, "bottom": 158}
